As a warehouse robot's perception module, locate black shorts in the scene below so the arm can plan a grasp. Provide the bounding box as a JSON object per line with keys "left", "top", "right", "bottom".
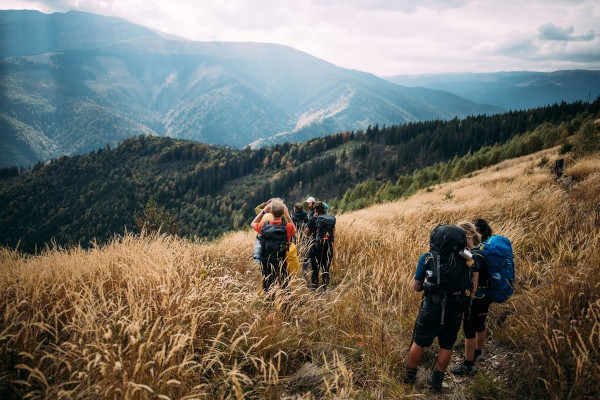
{"left": 414, "top": 296, "right": 470, "bottom": 350}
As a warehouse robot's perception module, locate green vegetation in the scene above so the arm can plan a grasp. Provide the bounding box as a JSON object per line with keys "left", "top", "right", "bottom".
{"left": 572, "top": 118, "right": 600, "bottom": 156}
{"left": 1, "top": 99, "right": 598, "bottom": 252}
{"left": 471, "top": 373, "right": 506, "bottom": 400}
{"left": 335, "top": 115, "right": 587, "bottom": 211}
{"left": 134, "top": 195, "right": 178, "bottom": 235}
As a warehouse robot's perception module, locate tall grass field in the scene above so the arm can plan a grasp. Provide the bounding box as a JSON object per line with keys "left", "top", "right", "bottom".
{"left": 1, "top": 148, "right": 599, "bottom": 399}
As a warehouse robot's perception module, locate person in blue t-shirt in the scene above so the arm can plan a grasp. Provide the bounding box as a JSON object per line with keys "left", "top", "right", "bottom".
{"left": 405, "top": 225, "right": 478, "bottom": 392}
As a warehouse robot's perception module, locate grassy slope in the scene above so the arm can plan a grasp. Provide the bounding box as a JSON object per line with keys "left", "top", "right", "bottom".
{"left": 1, "top": 148, "right": 599, "bottom": 399}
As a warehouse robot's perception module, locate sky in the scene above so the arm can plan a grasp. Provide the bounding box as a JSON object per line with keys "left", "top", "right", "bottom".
{"left": 2, "top": 0, "right": 600, "bottom": 76}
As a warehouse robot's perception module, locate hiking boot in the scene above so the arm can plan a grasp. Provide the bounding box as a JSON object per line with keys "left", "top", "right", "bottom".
{"left": 451, "top": 361, "right": 475, "bottom": 375}
{"left": 403, "top": 367, "right": 417, "bottom": 384}
{"left": 474, "top": 349, "right": 485, "bottom": 362}
{"left": 427, "top": 369, "right": 444, "bottom": 392}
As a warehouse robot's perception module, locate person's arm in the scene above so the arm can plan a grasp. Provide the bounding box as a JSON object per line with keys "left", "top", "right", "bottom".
{"left": 413, "top": 254, "right": 427, "bottom": 292}
{"left": 472, "top": 250, "right": 484, "bottom": 296}
{"left": 251, "top": 211, "right": 265, "bottom": 231}
{"left": 413, "top": 279, "right": 423, "bottom": 292}
{"left": 472, "top": 271, "right": 479, "bottom": 297}
{"left": 305, "top": 215, "right": 315, "bottom": 235}
{"left": 251, "top": 203, "right": 271, "bottom": 230}
{"left": 283, "top": 205, "right": 296, "bottom": 235}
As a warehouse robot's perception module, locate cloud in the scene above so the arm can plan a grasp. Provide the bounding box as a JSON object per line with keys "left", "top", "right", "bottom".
{"left": 476, "top": 34, "right": 539, "bottom": 58}
{"left": 538, "top": 23, "right": 595, "bottom": 41}
{"left": 475, "top": 28, "right": 600, "bottom": 70}
{"left": 12, "top": 0, "right": 116, "bottom": 12}
{"left": 3, "top": 0, "right": 600, "bottom": 74}
{"left": 310, "top": 0, "right": 467, "bottom": 13}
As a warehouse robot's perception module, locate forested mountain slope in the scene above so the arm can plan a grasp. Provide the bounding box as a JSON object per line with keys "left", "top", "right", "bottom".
{"left": 1, "top": 100, "right": 597, "bottom": 252}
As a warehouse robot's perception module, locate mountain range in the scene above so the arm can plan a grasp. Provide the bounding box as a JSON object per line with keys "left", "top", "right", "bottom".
{"left": 386, "top": 70, "right": 600, "bottom": 111}
{"left": 2, "top": 10, "right": 598, "bottom": 169}
{"left": 1, "top": 10, "right": 504, "bottom": 168}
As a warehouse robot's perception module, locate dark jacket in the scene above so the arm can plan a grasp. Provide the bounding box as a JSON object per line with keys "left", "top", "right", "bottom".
{"left": 292, "top": 210, "right": 309, "bottom": 226}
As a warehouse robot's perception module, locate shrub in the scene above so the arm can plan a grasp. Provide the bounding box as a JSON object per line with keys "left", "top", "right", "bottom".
{"left": 572, "top": 119, "right": 600, "bottom": 157}
{"left": 558, "top": 141, "right": 572, "bottom": 155}
{"left": 537, "top": 155, "right": 549, "bottom": 168}
{"left": 470, "top": 373, "right": 507, "bottom": 400}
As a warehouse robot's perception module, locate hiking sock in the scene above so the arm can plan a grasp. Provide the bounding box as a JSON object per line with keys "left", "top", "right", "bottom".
{"left": 404, "top": 367, "right": 417, "bottom": 384}
{"left": 428, "top": 369, "right": 445, "bottom": 392}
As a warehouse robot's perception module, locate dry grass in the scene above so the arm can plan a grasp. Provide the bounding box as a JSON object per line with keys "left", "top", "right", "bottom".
{"left": 1, "top": 148, "right": 599, "bottom": 399}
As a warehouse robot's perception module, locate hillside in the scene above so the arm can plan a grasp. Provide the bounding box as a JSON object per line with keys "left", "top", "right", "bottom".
{"left": 1, "top": 100, "right": 596, "bottom": 253}
{"left": 386, "top": 70, "right": 600, "bottom": 111}
{"left": 0, "top": 10, "right": 504, "bottom": 168}
{"left": 1, "top": 146, "right": 599, "bottom": 399}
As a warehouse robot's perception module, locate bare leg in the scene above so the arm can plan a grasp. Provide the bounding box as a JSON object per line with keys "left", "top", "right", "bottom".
{"left": 465, "top": 337, "right": 476, "bottom": 361}
{"left": 408, "top": 342, "right": 424, "bottom": 369}
{"left": 436, "top": 348, "right": 453, "bottom": 372}
{"left": 476, "top": 330, "right": 486, "bottom": 352}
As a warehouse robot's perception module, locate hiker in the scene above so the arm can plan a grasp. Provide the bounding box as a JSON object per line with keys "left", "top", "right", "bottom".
{"left": 305, "top": 201, "right": 335, "bottom": 290}
{"left": 252, "top": 198, "right": 291, "bottom": 263}
{"left": 251, "top": 199, "right": 296, "bottom": 293}
{"left": 291, "top": 202, "right": 309, "bottom": 232}
{"left": 452, "top": 218, "right": 515, "bottom": 375}
{"left": 302, "top": 196, "right": 327, "bottom": 272}
{"left": 452, "top": 221, "right": 484, "bottom": 375}
{"left": 405, "top": 225, "right": 477, "bottom": 392}
{"left": 305, "top": 196, "right": 329, "bottom": 218}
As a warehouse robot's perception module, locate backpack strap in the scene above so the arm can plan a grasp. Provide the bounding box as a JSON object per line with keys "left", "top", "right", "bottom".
{"left": 425, "top": 251, "right": 441, "bottom": 286}
{"left": 440, "top": 292, "right": 447, "bottom": 325}
{"left": 281, "top": 220, "right": 288, "bottom": 243}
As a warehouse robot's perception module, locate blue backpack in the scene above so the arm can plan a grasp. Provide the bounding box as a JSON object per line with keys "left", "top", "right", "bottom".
{"left": 480, "top": 235, "right": 515, "bottom": 303}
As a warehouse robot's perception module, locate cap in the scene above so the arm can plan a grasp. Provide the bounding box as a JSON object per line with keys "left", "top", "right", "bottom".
{"left": 305, "top": 196, "right": 315, "bottom": 203}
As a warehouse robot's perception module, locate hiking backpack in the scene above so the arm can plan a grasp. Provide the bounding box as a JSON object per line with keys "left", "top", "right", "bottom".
{"left": 424, "top": 225, "right": 473, "bottom": 300}
{"left": 480, "top": 235, "right": 515, "bottom": 303}
{"left": 260, "top": 221, "right": 288, "bottom": 261}
{"left": 315, "top": 214, "right": 336, "bottom": 247}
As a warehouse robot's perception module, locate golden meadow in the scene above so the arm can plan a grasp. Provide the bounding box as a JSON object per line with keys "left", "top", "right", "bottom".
{"left": 1, "top": 148, "right": 599, "bottom": 399}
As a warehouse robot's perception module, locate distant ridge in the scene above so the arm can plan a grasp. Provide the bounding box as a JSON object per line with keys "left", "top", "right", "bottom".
{"left": 385, "top": 70, "right": 600, "bottom": 111}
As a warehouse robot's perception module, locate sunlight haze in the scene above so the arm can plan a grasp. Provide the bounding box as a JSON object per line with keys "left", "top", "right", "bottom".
{"left": 2, "top": 0, "right": 599, "bottom": 75}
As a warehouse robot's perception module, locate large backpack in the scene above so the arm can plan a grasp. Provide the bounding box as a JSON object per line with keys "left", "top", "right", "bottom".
{"left": 315, "top": 214, "right": 336, "bottom": 247}
{"left": 424, "top": 225, "right": 473, "bottom": 324}
{"left": 260, "top": 221, "right": 288, "bottom": 261}
{"left": 480, "top": 235, "right": 514, "bottom": 303}
{"left": 425, "top": 225, "right": 473, "bottom": 299}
